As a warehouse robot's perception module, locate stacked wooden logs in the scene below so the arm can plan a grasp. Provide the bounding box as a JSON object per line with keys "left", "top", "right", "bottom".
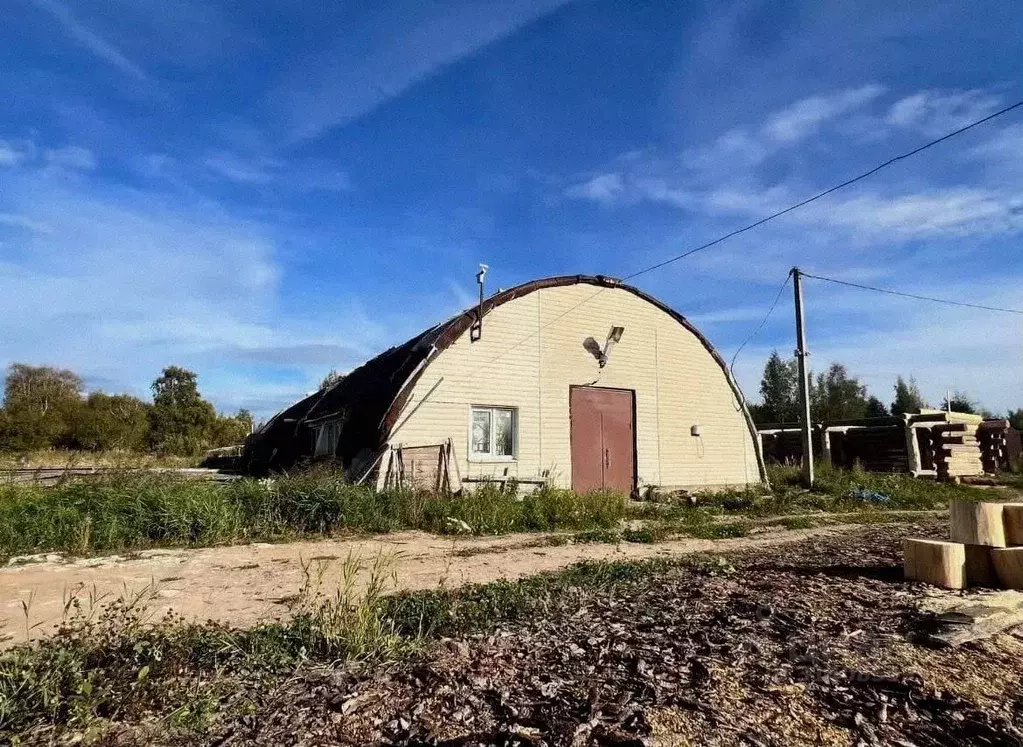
{"left": 905, "top": 500, "right": 1023, "bottom": 589}
{"left": 932, "top": 422, "right": 984, "bottom": 480}
{"left": 978, "top": 420, "right": 1020, "bottom": 473}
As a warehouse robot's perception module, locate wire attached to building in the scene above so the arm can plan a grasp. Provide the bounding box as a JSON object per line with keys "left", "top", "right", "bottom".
{"left": 800, "top": 272, "right": 1023, "bottom": 315}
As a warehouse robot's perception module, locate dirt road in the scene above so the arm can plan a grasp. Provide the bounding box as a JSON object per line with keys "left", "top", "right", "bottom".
{"left": 1, "top": 524, "right": 873, "bottom": 645}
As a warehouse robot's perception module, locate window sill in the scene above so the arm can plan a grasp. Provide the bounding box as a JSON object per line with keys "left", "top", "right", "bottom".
{"left": 468, "top": 455, "right": 517, "bottom": 464}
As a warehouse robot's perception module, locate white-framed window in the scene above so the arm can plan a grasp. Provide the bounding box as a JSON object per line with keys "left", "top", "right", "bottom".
{"left": 469, "top": 406, "right": 516, "bottom": 460}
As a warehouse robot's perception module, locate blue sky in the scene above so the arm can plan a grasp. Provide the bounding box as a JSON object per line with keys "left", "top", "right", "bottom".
{"left": 2, "top": 0, "right": 1022, "bottom": 419}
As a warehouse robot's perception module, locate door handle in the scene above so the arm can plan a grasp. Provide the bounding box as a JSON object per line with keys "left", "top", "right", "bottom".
{"left": 604, "top": 448, "right": 610, "bottom": 469}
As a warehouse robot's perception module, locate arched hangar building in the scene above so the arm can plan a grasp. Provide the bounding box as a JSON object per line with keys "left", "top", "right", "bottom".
{"left": 244, "top": 275, "right": 766, "bottom": 494}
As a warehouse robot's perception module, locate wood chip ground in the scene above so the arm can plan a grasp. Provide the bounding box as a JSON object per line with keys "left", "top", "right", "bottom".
{"left": 105, "top": 523, "right": 1023, "bottom": 746}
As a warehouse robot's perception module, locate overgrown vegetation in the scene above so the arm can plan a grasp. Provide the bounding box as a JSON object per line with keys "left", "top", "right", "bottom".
{"left": 0, "top": 459, "right": 989, "bottom": 561}
{"left": 619, "top": 462, "right": 981, "bottom": 544}
{"left": 642, "top": 462, "right": 984, "bottom": 519}
{"left": 0, "top": 449, "right": 198, "bottom": 470}
{"left": 764, "top": 461, "right": 987, "bottom": 511}
{"left": 0, "top": 469, "right": 626, "bottom": 559}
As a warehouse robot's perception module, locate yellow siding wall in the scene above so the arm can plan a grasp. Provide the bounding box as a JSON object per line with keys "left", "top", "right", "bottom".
{"left": 385, "top": 285, "right": 761, "bottom": 490}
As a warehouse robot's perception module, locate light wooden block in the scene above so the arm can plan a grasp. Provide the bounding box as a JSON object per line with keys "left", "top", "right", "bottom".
{"left": 992, "top": 548, "right": 1023, "bottom": 589}
{"left": 1004, "top": 504, "right": 1023, "bottom": 547}
{"left": 950, "top": 500, "right": 1006, "bottom": 547}
{"left": 965, "top": 545, "right": 998, "bottom": 587}
{"left": 905, "top": 539, "right": 966, "bottom": 589}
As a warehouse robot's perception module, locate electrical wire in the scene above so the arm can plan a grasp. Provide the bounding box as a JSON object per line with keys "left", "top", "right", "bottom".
{"left": 622, "top": 98, "right": 1023, "bottom": 282}
{"left": 456, "top": 97, "right": 1023, "bottom": 378}
{"left": 800, "top": 271, "right": 1023, "bottom": 315}
{"left": 729, "top": 271, "right": 793, "bottom": 378}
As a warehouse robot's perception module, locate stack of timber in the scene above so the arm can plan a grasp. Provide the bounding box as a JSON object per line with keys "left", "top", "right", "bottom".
{"left": 905, "top": 500, "right": 1023, "bottom": 590}
{"left": 979, "top": 419, "right": 1023, "bottom": 473}
{"left": 932, "top": 419, "right": 984, "bottom": 481}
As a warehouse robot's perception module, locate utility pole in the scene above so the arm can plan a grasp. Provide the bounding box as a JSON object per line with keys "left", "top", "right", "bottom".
{"left": 792, "top": 267, "right": 814, "bottom": 487}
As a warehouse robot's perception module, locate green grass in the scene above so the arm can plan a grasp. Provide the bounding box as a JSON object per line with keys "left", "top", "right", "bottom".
{"left": 997, "top": 470, "right": 1023, "bottom": 491}
{"left": 0, "top": 470, "right": 626, "bottom": 560}
{"left": 0, "top": 460, "right": 979, "bottom": 562}
{"left": 627, "top": 463, "right": 987, "bottom": 526}
{"left": 764, "top": 462, "right": 989, "bottom": 511}
{"left": 379, "top": 555, "right": 685, "bottom": 639}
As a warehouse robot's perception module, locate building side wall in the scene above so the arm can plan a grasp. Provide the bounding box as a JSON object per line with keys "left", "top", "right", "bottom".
{"left": 385, "top": 285, "right": 760, "bottom": 490}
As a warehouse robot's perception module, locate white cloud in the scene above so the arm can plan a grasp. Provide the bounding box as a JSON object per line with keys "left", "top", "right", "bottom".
{"left": 690, "top": 129, "right": 771, "bottom": 169}
{"left": 0, "top": 213, "right": 52, "bottom": 234}
{"left": 26, "top": 0, "right": 146, "bottom": 80}
{"left": 0, "top": 148, "right": 402, "bottom": 417}
{"left": 763, "top": 84, "right": 885, "bottom": 143}
{"left": 694, "top": 185, "right": 1023, "bottom": 238}
{"left": 0, "top": 166, "right": 280, "bottom": 404}
{"left": 564, "top": 85, "right": 1023, "bottom": 240}
{"left": 687, "top": 306, "right": 779, "bottom": 326}
{"left": 569, "top": 84, "right": 892, "bottom": 206}
{"left": 565, "top": 173, "right": 625, "bottom": 205}
{"left": 0, "top": 140, "right": 97, "bottom": 173}
{"left": 887, "top": 89, "right": 1002, "bottom": 136}
{"left": 202, "top": 151, "right": 352, "bottom": 192}
{"left": 807, "top": 189, "right": 1022, "bottom": 237}
{"left": 204, "top": 152, "right": 278, "bottom": 184}
{"left": 731, "top": 278, "right": 1023, "bottom": 414}
{"left": 44, "top": 146, "right": 97, "bottom": 171}
{"left": 0, "top": 140, "right": 35, "bottom": 167}
{"left": 273, "top": 0, "right": 574, "bottom": 142}
{"left": 676, "top": 85, "right": 886, "bottom": 178}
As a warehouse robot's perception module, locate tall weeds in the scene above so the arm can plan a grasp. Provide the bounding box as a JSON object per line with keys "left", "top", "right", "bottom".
{"left": 0, "top": 471, "right": 627, "bottom": 559}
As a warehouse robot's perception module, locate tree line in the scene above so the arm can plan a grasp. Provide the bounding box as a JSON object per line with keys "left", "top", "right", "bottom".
{"left": 0, "top": 364, "right": 253, "bottom": 456}
{"left": 750, "top": 351, "right": 1023, "bottom": 430}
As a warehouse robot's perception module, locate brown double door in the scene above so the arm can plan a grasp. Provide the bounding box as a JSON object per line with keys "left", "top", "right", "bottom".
{"left": 570, "top": 386, "right": 635, "bottom": 495}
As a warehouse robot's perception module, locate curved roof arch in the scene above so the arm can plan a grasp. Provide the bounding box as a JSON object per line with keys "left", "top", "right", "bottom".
{"left": 245, "top": 275, "right": 766, "bottom": 481}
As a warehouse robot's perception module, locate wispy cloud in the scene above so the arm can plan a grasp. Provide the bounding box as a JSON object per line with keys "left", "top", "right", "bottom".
{"left": 679, "top": 84, "right": 886, "bottom": 174}
{"left": 0, "top": 213, "right": 52, "bottom": 234}
{"left": 0, "top": 141, "right": 97, "bottom": 173}
{"left": 202, "top": 151, "right": 352, "bottom": 191}
{"left": 886, "top": 89, "right": 1002, "bottom": 137}
{"left": 762, "top": 84, "right": 885, "bottom": 143}
{"left": 565, "top": 86, "right": 1023, "bottom": 239}
{"left": 213, "top": 343, "right": 365, "bottom": 366}
{"left": 0, "top": 138, "right": 398, "bottom": 416}
{"left": 564, "top": 173, "right": 625, "bottom": 205}
{"left": 273, "top": 0, "right": 574, "bottom": 142}
{"left": 27, "top": 0, "right": 146, "bottom": 80}
{"left": 44, "top": 146, "right": 97, "bottom": 171}
{"left": 0, "top": 140, "right": 36, "bottom": 167}
{"left": 203, "top": 152, "right": 278, "bottom": 185}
